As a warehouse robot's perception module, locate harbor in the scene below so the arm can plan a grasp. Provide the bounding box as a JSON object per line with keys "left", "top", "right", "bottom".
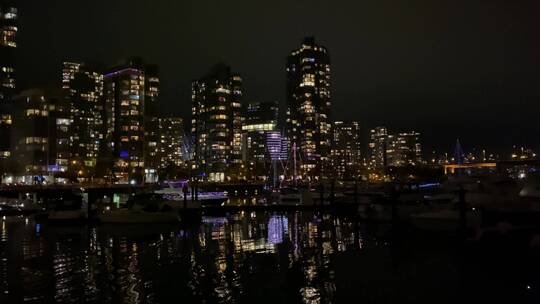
{"left": 1, "top": 173, "right": 540, "bottom": 302}
{"left": 1, "top": 207, "right": 539, "bottom": 303}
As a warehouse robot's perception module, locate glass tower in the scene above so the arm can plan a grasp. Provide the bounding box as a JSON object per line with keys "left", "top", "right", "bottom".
{"left": 286, "top": 37, "right": 332, "bottom": 180}
{"left": 191, "top": 63, "right": 243, "bottom": 182}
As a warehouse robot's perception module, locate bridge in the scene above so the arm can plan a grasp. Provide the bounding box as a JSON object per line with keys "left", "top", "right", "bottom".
{"left": 443, "top": 159, "right": 540, "bottom": 174}
{"left": 443, "top": 163, "right": 497, "bottom": 174}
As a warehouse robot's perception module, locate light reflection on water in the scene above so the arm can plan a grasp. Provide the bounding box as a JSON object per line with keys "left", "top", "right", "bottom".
{"left": 0, "top": 212, "right": 365, "bottom": 303}
{"left": 3, "top": 210, "right": 532, "bottom": 303}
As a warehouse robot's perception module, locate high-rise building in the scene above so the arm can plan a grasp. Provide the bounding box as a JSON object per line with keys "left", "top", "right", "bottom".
{"left": 386, "top": 132, "right": 422, "bottom": 166}
{"left": 286, "top": 37, "right": 332, "bottom": 179}
{"left": 191, "top": 63, "right": 243, "bottom": 182}
{"left": 385, "top": 134, "right": 398, "bottom": 167}
{"left": 390, "top": 132, "right": 422, "bottom": 166}
{"left": 12, "top": 88, "right": 70, "bottom": 184}
{"left": 0, "top": 1, "right": 16, "bottom": 100}
{"left": 242, "top": 101, "right": 278, "bottom": 180}
{"left": 369, "top": 127, "right": 388, "bottom": 169}
{"left": 331, "top": 121, "right": 361, "bottom": 180}
{"left": 369, "top": 128, "right": 422, "bottom": 169}
{"left": 62, "top": 62, "right": 104, "bottom": 179}
{"left": 101, "top": 58, "right": 149, "bottom": 183}
{"left": 143, "top": 64, "right": 160, "bottom": 182}
{"left": 158, "top": 117, "right": 184, "bottom": 168}
{"left": 242, "top": 101, "right": 278, "bottom": 163}
{"left": 0, "top": 1, "right": 17, "bottom": 173}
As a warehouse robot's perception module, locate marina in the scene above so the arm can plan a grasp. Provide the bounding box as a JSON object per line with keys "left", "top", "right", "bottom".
{"left": 0, "top": 208, "right": 539, "bottom": 303}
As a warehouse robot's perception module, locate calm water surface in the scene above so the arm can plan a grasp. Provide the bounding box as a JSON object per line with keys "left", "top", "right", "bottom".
{"left": 0, "top": 212, "right": 538, "bottom": 303}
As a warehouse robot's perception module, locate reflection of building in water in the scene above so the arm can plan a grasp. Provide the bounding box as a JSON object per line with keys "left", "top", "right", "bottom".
{"left": 0, "top": 221, "right": 7, "bottom": 296}
{"left": 268, "top": 215, "right": 289, "bottom": 245}
{"left": 0, "top": 212, "right": 362, "bottom": 303}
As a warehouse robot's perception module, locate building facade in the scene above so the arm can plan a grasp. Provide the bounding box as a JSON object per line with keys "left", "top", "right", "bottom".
{"left": 11, "top": 88, "right": 70, "bottom": 184}
{"left": 143, "top": 65, "right": 160, "bottom": 182}
{"left": 242, "top": 101, "right": 278, "bottom": 180}
{"left": 331, "top": 121, "right": 361, "bottom": 180}
{"left": 286, "top": 37, "right": 332, "bottom": 180}
{"left": 191, "top": 63, "right": 243, "bottom": 182}
{"left": 386, "top": 132, "right": 422, "bottom": 167}
{"left": 369, "top": 127, "right": 388, "bottom": 169}
{"left": 369, "top": 127, "right": 422, "bottom": 169}
{"left": 158, "top": 117, "right": 184, "bottom": 169}
{"left": 0, "top": 1, "right": 17, "bottom": 174}
{"left": 242, "top": 102, "right": 278, "bottom": 161}
{"left": 62, "top": 62, "right": 104, "bottom": 179}
{"left": 102, "top": 59, "right": 147, "bottom": 183}
{"left": 0, "top": 1, "right": 16, "bottom": 100}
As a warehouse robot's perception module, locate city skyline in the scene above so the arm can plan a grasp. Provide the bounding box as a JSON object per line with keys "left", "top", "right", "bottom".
{"left": 13, "top": 0, "right": 540, "bottom": 154}
{"left": 2, "top": 3, "right": 540, "bottom": 302}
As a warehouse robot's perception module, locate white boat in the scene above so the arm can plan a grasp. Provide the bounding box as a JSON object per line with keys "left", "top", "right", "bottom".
{"left": 0, "top": 198, "right": 46, "bottom": 215}
{"left": 155, "top": 183, "right": 227, "bottom": 204}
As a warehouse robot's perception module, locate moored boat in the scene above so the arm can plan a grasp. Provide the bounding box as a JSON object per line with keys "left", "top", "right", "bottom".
{"left": 98, "top": 193, "right": 179, "bottom": 224}
{"left": 46, "top": 194, "right": 88, "bottom": 222}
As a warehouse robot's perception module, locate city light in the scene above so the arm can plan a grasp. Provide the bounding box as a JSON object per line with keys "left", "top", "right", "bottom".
{"left": 0, "top": 2, "right": 537, "bottom": 303}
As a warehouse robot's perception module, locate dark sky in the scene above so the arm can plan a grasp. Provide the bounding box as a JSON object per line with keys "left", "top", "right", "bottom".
{"left": 16, "top": 0, "right": 540, "bottom": 156}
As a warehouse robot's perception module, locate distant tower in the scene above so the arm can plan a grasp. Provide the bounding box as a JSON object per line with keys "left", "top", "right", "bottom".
{"left": 266, "top": 131, "right": 283, "bottom": 188}
{"left": 454, "top": 139, "right": 464, "bottom": 164}
{"left": 387, "top": 131, "right": 422, "bottom": 167}
{"left": 331, "top": 121, "right": 361, "bottom": 180}
{"left": 369, "top": 127, "right": 388, "bottom": 169}
{"left": 157, "top": 117, "right": 184, "bottom": 169}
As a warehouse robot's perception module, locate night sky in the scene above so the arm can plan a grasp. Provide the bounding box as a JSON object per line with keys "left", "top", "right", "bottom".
{"left": 16, "top": 0, "right": 540, "bottom": 156}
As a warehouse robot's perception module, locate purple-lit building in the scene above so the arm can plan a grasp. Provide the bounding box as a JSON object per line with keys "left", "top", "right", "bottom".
{"left": 267, "top": 215, "right": 288, "bottom": 245}
{"left": 266, "top": 131, "right": 289, "bottom": 187}
{"left": 101, "top": 58, "right": 155, "bottom": 183}
{"left": 242, "top": 101, "right": 278, "bottom": 163}
{"left": 266, "top": 131, "right": 288, "bottom": 161}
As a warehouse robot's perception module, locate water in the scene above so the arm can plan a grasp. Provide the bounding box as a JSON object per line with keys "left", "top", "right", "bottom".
{"left": 0, "top": 212, "right": 538, "bottom": 303}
